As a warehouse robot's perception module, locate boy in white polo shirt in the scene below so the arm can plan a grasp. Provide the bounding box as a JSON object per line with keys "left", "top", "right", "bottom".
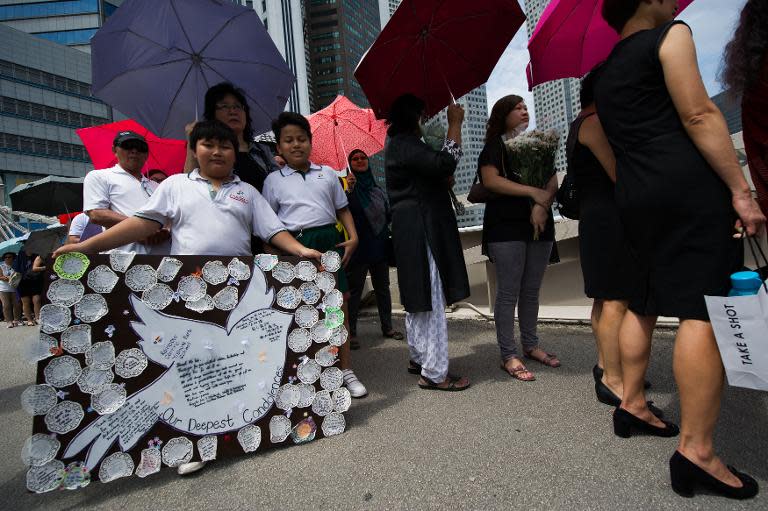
{"left": 262, "top": 112, "right": 367, "bottom": 399}
{"left": 55, "top": 120, "right": 320, "bottom": 260}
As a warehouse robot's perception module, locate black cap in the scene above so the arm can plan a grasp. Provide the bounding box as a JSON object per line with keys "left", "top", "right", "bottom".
{"left": 113, "top": 131, "right": 147, "bottom": 147}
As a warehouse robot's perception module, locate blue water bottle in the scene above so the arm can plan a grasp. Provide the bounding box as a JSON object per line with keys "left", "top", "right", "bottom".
{"left": 729, "top": 271, "right": 763, "bottom": 297}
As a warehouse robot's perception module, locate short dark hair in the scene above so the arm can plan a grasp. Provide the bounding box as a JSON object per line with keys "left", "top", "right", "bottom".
{"left": 602, "top": 0, "right": 642, "bottom": 33}
{"left": 386, "top": 94, "right": 425, "bottom": 137}
{"left": 147, "top": 169, "right": 167, "bottom": 178}
{"left": 189, "top": 120, "right": 238, "bottom": 150}
{"left": 271, "top": 112, "right": 312, "bottom": 143}
{"left": 204, "top": 82, "right": 253, "bottom": 141}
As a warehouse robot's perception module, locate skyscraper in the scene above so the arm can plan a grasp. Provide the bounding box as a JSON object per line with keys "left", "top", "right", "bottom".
{"left": 524, "top": 0, "right": 581, "bottom": 172}
{"left": 0, "top": 0, "right": 124, "bottom": 53}
{"left": 380, "top": 0, "right": 489, "bottom": 227}
{"left": 306, "top": 0, "right": 380, "bottom": 111}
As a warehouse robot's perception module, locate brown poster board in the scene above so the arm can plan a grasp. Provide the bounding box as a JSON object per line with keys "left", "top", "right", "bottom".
{"left": 22, "top": 253, "right": 348, "bottom": 492}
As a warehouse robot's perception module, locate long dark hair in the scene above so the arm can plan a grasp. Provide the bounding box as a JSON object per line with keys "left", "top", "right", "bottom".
{"left": 721, "top": 0, "right": 768, "bottom": 96}
{"left": 386, "top": 94, "right": 424, "bottom": 137}
{"left": 485, "top": 95, "right": 523, "bottom": 143}
{"left": 203, "top": 82, "right": 254, "bottom": 141}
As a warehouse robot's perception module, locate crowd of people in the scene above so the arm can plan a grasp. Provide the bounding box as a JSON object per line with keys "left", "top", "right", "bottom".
{"left": 18, "top": 0, "right": 765, "bottom": 499}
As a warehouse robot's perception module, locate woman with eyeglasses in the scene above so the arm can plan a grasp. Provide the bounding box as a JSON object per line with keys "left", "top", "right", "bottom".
{"left": 185, "top": 82, "right": 279, "bottom": 194}
{"left": 345, "top": 149, "right": 403, "bottom": 349}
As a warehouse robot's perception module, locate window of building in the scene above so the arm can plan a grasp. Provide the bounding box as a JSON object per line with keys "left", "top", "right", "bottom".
{"left": 33, "top": 28, "right": 98, "bottom": 45}
{"left": 0, "top": 96, "right": 109, "bottom": 128}
{"left": 310, "top": 31, "right": 339, "bottom": 41}
{"left": 0, "top": 132, "right": 88, "bottom": 161}
{"left": 0, "top": 0, "right": 99, "bottom": 20}
{"left": 0, "top": 60, "right": 96, "bottom": 98}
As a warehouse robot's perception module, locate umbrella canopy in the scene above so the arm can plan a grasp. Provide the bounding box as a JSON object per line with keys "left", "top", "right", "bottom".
{"left": 10, "top": 177, "right": 84, "bottom": 217}
{"left": 91, "top": 0, "right": 295, "bottom": 139}
{"left": 354, "top": 0, "right": 525, "bottom": 119}
{"left": 24, "top": 225, "right": 67, "bottom": 256}
{"left": 0, "top": 236, "right": 25, "bottom": 255}
{"left": 526, "top": 0, "right": 694, "bottom": 89}
{"left": 76, "top": 119, "right": 187, "bottom": 175}
{"left": 307, "top": 96, "right": 388, "bottom": 171}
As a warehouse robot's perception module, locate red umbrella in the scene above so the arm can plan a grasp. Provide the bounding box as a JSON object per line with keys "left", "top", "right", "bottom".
{"left": 526, "top": 0, "right": 694, "bottom": 90}
{"left": 354, "top": 0, "right": 525, "bottom": 119}
{"left": 76, "top": 119, "right": 187, "bottom": 175}
{"left": 308, "top": 95, "right": 388, "bottom": 171}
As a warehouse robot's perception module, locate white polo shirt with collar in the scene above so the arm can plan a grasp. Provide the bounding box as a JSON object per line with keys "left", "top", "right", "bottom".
{"left": 261, "top": 162, "right": 348, "bottom": 233}
{"left": 134, "top": 169, "right": 287, "bottom": 256}
{"left": 82, "top": 163, "right": 169, "bottom": 254}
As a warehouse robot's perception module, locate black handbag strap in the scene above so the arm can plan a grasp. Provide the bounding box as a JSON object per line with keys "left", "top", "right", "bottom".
{"left": 566, "top": 112, "right": 595, "bottom": 167}
{"left": 474, "top": 137, "right": 508, "bottom": 186}
{"left": 746, "top": 236, "right": 768, "bottom": 291}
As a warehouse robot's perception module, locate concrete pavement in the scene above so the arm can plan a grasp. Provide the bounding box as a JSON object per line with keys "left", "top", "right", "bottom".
{"left": 0, "top": 315, "right": 766, "bottom": 510}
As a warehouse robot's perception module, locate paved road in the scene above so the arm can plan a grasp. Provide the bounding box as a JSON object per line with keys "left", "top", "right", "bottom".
{"left": 1, "top": 316, "right": 766, "bottom": 510}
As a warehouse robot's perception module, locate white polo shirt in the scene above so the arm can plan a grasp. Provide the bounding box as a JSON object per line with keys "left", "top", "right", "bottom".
{"left": 82, "top": 164, "right": 169, "bottom": 254}
{"left": 261, "top": 163, "right": 348, "bottom": 232}
{"left": 134, "top": 169, "right": 287, "bottom": 256}
{"left": 68, "top": 212, "right": 103, "bottom": 242}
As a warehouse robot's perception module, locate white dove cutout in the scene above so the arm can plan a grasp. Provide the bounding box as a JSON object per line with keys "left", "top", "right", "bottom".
{"left": 63, "top": 263, "right": 294, "bottom": 471}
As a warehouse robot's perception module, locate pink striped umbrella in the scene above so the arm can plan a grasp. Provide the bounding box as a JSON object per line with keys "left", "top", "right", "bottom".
{"left": 526, "top": 0, "right": 694, "bottom": 90}
{"left": 308, "top": 95, "right": 388, "bottom": 171}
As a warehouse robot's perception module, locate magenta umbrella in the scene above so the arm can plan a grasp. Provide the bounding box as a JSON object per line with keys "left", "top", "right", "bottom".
{"left": 526, "top": 0, "right": 694, "bottom": 90}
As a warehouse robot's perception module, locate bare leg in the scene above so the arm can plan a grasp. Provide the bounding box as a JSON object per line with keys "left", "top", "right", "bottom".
{"left": 597, "top": 299, "right": 628, "bottom": 396}
{"left": 674, "top": 319, "right": 741, "bottom": 487}
{"left": 21, "top": 296, "right": 33, "bottom": 324}
{"left": 32, "top": 294, "right": 41, "bottom": 321}
{"left": 618, "top": 310, "right": 662, "bottom": 426}
{"left": 591, "top": 300, "right": 604, "bottom": 369}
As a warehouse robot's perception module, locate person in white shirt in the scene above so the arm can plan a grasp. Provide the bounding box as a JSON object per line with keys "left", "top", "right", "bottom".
{"left": 67, "top": 212, "right": 103, "bottom": 244}
{"left": 82, "top": 131, "right": 170, "bottom": 254}
{"left": 56, "top": 121, "right": 320, "bottom": 260}
{"left": 0, "top": 252, "right": 21, "bottom": 328}
{"left": 262, "top": 112, "right": 367, "bottom": 400}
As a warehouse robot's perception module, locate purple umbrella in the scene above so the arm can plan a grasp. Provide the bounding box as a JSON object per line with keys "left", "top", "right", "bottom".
{"left": 91, "top": 0, "right": 295, "bottom": 139}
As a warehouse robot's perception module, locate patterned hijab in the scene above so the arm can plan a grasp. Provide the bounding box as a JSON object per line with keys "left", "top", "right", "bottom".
{"left": 348, "top": 150, "right": 388, "bottom": 236}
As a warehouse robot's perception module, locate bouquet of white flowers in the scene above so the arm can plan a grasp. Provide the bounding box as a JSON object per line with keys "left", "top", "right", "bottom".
{"left": 504, "top": 129, "right": 559, "bottom": 239}
{"left": 504, "top": 129, "right": 559, "bottom": 188}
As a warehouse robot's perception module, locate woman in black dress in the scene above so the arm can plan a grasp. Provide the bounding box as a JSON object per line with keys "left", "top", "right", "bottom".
{"left": 597, "top": 0, "right": 765, "bottom": 499}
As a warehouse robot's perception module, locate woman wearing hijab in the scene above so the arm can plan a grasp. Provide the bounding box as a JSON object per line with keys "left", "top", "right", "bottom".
{"left": 345, "top": 149, "right": 403, "bottom": 349}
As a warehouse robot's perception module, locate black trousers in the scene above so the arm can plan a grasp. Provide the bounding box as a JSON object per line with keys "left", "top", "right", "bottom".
{"left": 346, "top": 260, "right": 393, "bottom": 337}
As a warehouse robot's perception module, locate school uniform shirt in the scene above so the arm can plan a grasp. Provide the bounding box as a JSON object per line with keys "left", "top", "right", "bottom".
{"left": 68, "top": 212, "right": 103, "bottom": 242}
{"left": 82, "top": 164, "right": 170, "bottom": 254}
{"left": 0, "top": 262, "right": 14, "bottom": 293}
{"left": 261, "top": 163, "right": 348, "bottom": 233}
{"left": 134, "top": 169, "right": 287, "bottom": 256}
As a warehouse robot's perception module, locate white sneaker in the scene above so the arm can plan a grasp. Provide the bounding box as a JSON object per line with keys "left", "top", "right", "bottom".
{"left": 177, "top": 461, "right": 207, "bottom": 475}
{"left": 342, "top": 369, "right": 368, "bottom": 398}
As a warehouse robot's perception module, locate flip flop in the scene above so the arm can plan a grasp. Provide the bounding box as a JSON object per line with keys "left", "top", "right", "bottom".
{"left": 524, "top": 349, "right": 561, "bottom": 368}
{"left": 500, "top": 362, "right": 536, "bottom": 381}
{"left": 418, "top": 375, "right": 470, "bottom": 392}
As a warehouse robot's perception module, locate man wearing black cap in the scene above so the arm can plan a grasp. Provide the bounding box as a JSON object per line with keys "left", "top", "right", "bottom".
{"left": 82, "top": 131, "right": 170, "bottom": 254}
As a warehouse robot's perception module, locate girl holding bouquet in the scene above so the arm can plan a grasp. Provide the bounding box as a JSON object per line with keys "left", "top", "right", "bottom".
{"left": 478, "top": 95, "right": 560, "bottom": 381}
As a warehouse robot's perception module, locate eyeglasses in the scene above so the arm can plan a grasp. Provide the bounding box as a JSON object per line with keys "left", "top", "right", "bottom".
{"left": 215, "top": 103, "right": 245, "bottom": 112}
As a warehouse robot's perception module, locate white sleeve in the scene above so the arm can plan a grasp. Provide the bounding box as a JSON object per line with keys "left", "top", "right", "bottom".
{"left": 68, "top": 213, "right": 88, "bottom": 237}
{"left": 327, "top": 168, "right": 348, "bottom": 210}
{"left": 134, "top": 179, "right": 176, "bottom": 226}
{"left": 251, "top": 190, "right": 287, "bottom": 241}
{"left": 82, "top": 171, "right": 111, "bottom": 212}
{"left": 261, "top": 175, "right": 280, "bottom": 213}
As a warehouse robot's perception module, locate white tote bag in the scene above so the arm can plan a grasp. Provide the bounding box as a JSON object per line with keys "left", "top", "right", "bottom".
{"left": 705, "top": 280, "right": 768, "bottom": 391}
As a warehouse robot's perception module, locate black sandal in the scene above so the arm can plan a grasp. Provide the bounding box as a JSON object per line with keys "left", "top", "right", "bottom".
{"left": 407, "top": 360, "right": 421, "bottom": 374}
{"left": 384, "top": 330, "right": 404, "bottom": 340}
{"left": 418, "top": 375, "right": 470, "bottom": 392}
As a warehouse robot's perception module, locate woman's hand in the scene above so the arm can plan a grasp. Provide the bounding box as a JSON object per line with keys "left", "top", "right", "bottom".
{"left": 530, "top": 203, "right": 549, "bottom": 239}
{"left": 336, "top": 237, "right": 359, "bottom": 268}
{"left": 184, "top": 121, "right": 197, "bottom": 137}
{"left": 530, "top": 187, "right": 553, "bottom": 209}
{"left": 447, "top": 103, "right": 464, "bottom": 126}
{"left": 732, "top": 192, "right": 766, "bottom": 238}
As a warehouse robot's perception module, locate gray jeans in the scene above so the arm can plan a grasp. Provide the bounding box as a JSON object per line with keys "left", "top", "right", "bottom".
{"left": 488, "top": 241, "right": 553, "bottom": 361}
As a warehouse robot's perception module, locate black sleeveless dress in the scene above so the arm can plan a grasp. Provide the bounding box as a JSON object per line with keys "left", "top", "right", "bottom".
{"left": 569, "top": 113, "right": 639, "bottom": 300}
{"left": 594, "top": 21, "right": 742, "bottom": 320}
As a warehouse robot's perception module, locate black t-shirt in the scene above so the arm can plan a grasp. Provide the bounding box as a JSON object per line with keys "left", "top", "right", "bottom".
{"left": 234, "top": 150, "right": 270, "bottom": 193}
{"left": 478, "top": 137, "right": 555, "bottom": 244}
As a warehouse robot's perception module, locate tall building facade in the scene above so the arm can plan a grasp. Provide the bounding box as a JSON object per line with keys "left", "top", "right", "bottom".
{"left": 525, "top": 0, "right": 580, "bottom": 172}
{"left": 381, "top": 0, "right": 489, "bottom": 227}
{"left": 0, "top": 0, "right": 124, "bottom": 53}
{"left": 307, "top": 0, "right": 380, "bottom": 110}
{"left": 235, "top": 0, "right": 312, "bottom": 115}
{"left": 0, "top": 24, "right": 109, "bottom": 204}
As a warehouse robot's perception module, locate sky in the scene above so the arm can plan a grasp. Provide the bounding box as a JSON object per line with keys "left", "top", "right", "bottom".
{"left": 485, "top": 0, "right": 747, "bottom": 125}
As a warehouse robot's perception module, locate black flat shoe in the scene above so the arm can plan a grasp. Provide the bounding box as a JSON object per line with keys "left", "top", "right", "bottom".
{"left": 670, "top": 451, "right": 758, "bottom": 500}
{"left": 613, "top": 407, "right": 679, "bottom": 438}
{"left": 593, "top": 365, "right": 651, "bottom": 389}
{"left": 595, "top": 380, "right": 664, "bottom": 418}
